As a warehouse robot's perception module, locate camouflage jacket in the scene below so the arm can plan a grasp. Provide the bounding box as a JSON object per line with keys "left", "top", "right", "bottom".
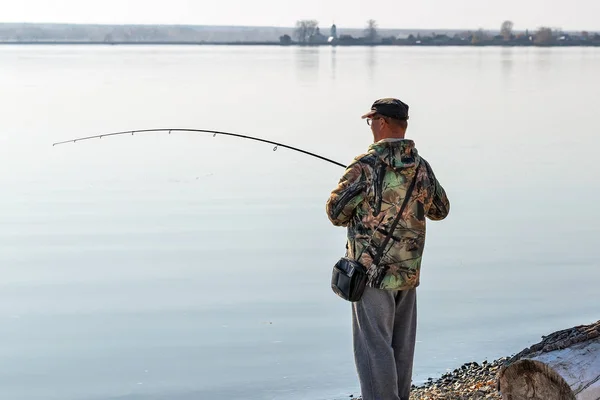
{"left": 326, "top": 139, "right": 450, "bottom": 291}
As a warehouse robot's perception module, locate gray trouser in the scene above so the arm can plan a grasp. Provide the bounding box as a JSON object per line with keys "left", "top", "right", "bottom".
{"left": 351, "top": 286, "right": 417, "bottom": 400}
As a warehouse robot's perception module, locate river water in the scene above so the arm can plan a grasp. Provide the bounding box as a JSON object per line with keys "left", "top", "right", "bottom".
{"left": 0, "top": 45, "right": 598, "bottom": 400}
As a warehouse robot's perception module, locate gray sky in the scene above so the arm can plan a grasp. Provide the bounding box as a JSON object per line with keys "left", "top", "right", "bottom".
{"left": 1, "top": 0, "right": 598, "bottom": 31}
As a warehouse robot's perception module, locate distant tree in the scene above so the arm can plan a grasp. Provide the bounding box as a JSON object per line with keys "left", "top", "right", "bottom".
{"left": 582, "top": 31, "right": 589, "bottom": 39}
{"left": 279, "top": 34, "right": 292, "bottom": 45}
{"left": 471, "top": 28, "right": 488, "bottom": 44}
{"left": 501, "top": 20, "right": 514, "bottom": 41}
{"left": 295, "top": 20, "right": 319, "bottom": 44}
{"left": 364, "top": 19, "right": 378, "bottom": 43}
{"left": 534, "top": 27, "right": 554, "bottom": 45}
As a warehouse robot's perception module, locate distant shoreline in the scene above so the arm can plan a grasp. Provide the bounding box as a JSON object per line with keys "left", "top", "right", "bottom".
{"left": 1, "top": 41, "right": 599, "bottom": 47}
{"left": 2, "top": 22, "right": 598, "bottom": 48}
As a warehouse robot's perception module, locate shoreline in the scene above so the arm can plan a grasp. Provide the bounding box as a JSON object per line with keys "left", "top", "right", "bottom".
{"left": 1, "top": 41, "right": 600, "bottom": 48}
{"left": 350, "top": 319, "right": 600, "bottom": 400}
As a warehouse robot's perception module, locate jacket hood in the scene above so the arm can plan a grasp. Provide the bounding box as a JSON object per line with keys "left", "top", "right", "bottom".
{"left": 367, "top": 139, "right": 419, "bottom": 171}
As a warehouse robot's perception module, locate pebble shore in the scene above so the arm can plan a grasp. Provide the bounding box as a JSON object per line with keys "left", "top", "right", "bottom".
{"left": 406, "top": 357, "right": 507, "bottom": 400}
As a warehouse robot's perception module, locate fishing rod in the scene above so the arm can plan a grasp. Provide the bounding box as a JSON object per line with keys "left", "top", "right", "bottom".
{"left": 52, "top": 128, "right": 347, "bottom": 169}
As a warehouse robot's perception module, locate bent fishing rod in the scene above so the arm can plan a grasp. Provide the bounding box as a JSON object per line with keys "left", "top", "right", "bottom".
{"left": 52, "top": 128, "right": 347, "bottom": 169}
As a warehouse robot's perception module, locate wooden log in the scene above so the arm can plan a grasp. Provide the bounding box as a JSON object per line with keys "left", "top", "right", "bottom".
{"left": 498, "top": 320, "right": 600, "bottom": 400}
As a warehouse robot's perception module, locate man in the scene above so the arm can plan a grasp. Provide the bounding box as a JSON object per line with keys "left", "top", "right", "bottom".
{"left": 325, "top": 98, "right": 450, "bottom": 400}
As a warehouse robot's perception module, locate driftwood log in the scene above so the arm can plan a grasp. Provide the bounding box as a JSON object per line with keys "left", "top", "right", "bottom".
{"left": 498, "top": 320, "right": 600, "bottom": 400}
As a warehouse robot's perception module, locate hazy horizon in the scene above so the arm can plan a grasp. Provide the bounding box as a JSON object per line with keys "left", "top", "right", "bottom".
{"left": 1, "top": 0, "right": 599, "bottom": 31}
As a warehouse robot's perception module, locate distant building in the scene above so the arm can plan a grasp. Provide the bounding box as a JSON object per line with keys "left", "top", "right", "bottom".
{"left": 337, "top": 34, "right": 360, "bottom": 45}
{"left": 330, "top": 24, "right": 338, "bottom": 39}
{"left": 308, "top": 27, "right": 328, "bottom": 44}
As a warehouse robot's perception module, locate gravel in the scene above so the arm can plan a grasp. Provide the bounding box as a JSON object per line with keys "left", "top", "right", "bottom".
{"left": 407, "top": 357, "right": 507, "bottom": 400}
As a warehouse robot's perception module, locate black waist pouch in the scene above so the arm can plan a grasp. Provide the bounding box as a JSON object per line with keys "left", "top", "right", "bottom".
{"left": 331, "top": 257, "right": 368, "bottom": 302}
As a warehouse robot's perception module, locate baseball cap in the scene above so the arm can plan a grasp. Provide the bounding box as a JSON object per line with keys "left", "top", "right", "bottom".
{"left": 361, "top": 98, "right": 409, "bottom": 120}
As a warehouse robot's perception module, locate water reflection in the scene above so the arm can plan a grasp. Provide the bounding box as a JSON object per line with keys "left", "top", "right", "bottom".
{"left": 534, "top": 48, "right": 552, "bottom": 72}
{"left": 500, "top": 47, "right": 514, "bottom": 78}
{"left": 294, "top": 46, "right": 320, "bottom": 83}
{"left": 366, "top": 46, "right": 377, "bottom": 81}
{"left": 330, "top": 47, "right": 337, "bottom": 80}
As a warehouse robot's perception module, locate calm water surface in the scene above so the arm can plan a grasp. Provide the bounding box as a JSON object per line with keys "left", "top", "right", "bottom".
{"left": 0, "top": 45, "right": 599, "bottom": 400}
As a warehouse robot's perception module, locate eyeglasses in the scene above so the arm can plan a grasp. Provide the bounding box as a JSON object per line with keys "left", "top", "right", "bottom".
{"left": 366, "top": 117, "right": 383, "bottom": 126}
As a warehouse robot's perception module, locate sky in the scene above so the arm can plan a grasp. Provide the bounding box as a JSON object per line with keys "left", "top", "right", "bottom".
{"left": 0, "top": 0, "right": 598, "bottom": 31}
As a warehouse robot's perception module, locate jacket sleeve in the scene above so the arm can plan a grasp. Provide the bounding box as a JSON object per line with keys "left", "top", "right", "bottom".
{"left": 424, "top": 162, "right": 450, "bottom": 221}
{"left": 326, "top": 161, "right": 368, "bottom": 227}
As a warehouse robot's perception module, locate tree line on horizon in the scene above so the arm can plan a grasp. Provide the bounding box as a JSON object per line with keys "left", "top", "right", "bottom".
{"left": 282, "top": 19, "right": 600, "bottom": 46}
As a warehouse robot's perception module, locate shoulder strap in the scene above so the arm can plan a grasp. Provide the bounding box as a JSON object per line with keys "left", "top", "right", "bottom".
{"left": 372, "top": 160, "right": 420, "bottom": 266}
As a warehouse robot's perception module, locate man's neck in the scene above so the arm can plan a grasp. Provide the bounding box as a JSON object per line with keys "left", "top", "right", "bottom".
{"left": 374, "top": 132, "right": 406, "bottom": 142}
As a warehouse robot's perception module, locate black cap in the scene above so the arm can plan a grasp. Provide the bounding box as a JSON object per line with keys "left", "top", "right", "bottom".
{"left": 361, "top": 98, "right": 409, "bottom": 120}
